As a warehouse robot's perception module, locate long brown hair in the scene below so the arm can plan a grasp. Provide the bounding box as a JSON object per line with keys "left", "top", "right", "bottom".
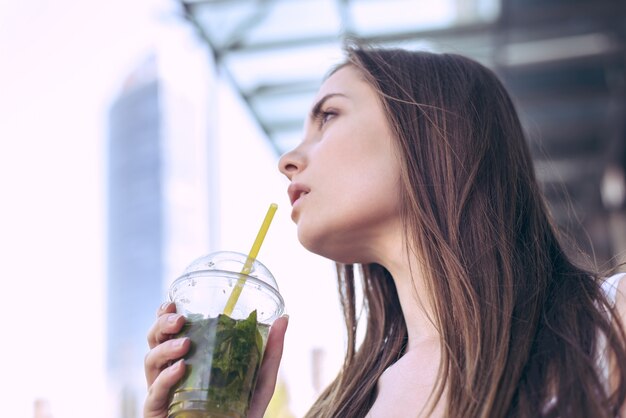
{"left": 304, "top": 46, "right": 626, "bottom": 417}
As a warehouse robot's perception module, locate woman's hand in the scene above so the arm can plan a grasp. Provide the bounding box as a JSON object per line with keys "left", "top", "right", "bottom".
{"left": 144, "top": 302, "right": 190, "bottom": 418}
{"left": 248, "top": 314, "right": 289, "bottom": 418}
{"left": 143, "top": 302, "right": 289, "bottom": 418}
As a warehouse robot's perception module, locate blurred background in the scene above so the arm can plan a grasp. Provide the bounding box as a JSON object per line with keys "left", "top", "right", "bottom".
{"left": 1, "top": 0, "right": 625, "bottom": 417}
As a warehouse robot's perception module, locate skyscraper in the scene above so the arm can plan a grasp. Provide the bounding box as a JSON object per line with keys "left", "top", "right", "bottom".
{"left": 107, "top": 54, "right": 164, "bottom": 418}
{"left": 106, "top": 52, "right": 213, "bottom": 417}
{"left": 107, "top": 52, "right": 162, "bottom": 377}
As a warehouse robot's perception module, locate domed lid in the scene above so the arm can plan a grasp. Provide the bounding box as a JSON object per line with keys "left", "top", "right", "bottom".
{"left": 180, "top": 251, "right": 279, "bottom": 291}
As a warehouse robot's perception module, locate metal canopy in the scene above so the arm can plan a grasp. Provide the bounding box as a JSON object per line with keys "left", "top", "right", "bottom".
{"left": 180, "top": 0, "right": 626, "bottom": 264}
{"left": 181, "top": 0, "right": 502, "bottom": 154}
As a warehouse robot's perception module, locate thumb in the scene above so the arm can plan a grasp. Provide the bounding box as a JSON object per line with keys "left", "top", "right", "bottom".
{"left": 247, "top": 314, "right": 289, "bottom": 418}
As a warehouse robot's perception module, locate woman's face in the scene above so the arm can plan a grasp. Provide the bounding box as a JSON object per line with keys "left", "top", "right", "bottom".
{"left": 278, "top": 65, "right": 403, "bottom": 263}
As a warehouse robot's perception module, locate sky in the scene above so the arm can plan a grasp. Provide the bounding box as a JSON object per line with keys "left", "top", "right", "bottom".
{"left": 0, "top": 0, "right": 186, "bottom": 415}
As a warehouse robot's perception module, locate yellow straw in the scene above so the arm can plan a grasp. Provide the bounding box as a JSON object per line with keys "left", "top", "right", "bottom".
{"left": 223, "top": 203, "right": 278, "bottom": 316}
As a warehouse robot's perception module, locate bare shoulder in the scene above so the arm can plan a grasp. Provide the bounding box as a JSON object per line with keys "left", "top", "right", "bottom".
{"left": 366, "top": 343, "right": 444, "bottom": 418}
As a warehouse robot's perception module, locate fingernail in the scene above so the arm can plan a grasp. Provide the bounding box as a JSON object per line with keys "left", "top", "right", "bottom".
{"left": 168, "top": 314, "right": 180, "bottom": 323}
{"left": 175, "top": 338, "right": 187, "bottom": 347}
{"left": 160, "top": 302, "right": 170, "bottom": 311}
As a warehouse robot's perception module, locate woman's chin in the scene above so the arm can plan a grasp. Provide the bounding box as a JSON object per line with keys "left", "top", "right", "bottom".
{"left": 297, "top": 228, "right": 368, "bottom": 264}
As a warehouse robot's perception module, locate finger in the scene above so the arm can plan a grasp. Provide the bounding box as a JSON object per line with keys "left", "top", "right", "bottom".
{"left": 147, "top": 313, "right": 186, "bottom": 349}
{"left": 147, "top": 302, "right": 180, "bottom": 349}
{"left": 145, "top": 337, "right": 190, "bottom": 387}
{"left": 248, "top": 315, "right": 289, "bottom": 418}
{"left": 157, "top": 301, "right": 177, "bottom": 317}
{"left": 144, "top": 359, "right": 186, "bottom": 418}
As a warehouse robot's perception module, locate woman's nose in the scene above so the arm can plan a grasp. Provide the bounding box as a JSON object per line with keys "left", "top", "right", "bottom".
{"left": 278, "top": 147, "right": 304, "bottom": 180}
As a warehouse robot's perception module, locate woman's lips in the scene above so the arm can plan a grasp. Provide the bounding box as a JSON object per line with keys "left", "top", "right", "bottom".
{"left": 288, "top": 183, "right": 310, "bottom": 206}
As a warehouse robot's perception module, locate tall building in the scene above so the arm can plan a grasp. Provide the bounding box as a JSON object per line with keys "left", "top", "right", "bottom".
{"left": 106, "top": 52, "right": 213, "bottom": 417}
{"left": 107, "top": 52, "right": 162, "bottom": 378}
{"left": 107, "top": 54, "right": 164, "bottom": 418}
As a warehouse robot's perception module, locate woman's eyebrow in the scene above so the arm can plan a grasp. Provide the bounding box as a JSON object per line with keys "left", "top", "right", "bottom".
{"left": 309, "top": 93, "right": 348, "bottom": 119}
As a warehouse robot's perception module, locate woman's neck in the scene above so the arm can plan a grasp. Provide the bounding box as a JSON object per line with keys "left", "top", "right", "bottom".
{"left": 380, "top": 248, "right": 441, "bottom": 352}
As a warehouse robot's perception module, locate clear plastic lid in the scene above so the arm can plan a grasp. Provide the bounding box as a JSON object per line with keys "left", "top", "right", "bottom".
{"left": 180, "top": 251, "right": 279, "bottom": 291}
{"left": 169, "top": 251, "right": 284, "bottom": 323}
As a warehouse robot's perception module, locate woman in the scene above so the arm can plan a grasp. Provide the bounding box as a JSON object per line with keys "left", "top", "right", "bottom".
{"left": 144, "top": 46, "right": 626, "bottom": 417}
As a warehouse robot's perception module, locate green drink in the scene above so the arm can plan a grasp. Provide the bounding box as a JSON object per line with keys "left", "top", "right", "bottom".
{"left": 168, "top": 311, "right": 270, "bottom": 417}
{"left": 168, "top": 252, "right": 284, "bottom": 418}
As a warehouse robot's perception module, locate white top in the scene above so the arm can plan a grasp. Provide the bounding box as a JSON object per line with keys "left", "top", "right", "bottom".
{"left": 601, "top": 272, "right": 626, "bottom": 306}
{"left": 597, "top": 272, "right": 626, "bottom": 391}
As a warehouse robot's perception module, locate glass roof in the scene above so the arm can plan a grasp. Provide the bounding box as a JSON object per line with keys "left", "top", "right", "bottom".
{"left": 180, "top": 0, "right": 501, "bottom": 154}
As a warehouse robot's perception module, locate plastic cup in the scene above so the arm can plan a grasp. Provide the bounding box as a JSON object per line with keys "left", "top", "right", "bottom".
{"left": 167, "top": 251, "right": 285, "bottom": 418}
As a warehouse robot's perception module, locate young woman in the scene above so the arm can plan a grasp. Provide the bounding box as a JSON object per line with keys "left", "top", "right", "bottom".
{"left": 144, "top": 46, "right": 626, "bottom": 417}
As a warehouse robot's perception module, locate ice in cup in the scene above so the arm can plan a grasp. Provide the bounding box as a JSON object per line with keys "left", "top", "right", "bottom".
{"left": 167, "top": 251, "right": 285, "bottom": 418}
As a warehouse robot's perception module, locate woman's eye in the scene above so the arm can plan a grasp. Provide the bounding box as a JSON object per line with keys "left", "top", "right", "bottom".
{"left": 318, "top": 110, "right": 337, "bottom": 128}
